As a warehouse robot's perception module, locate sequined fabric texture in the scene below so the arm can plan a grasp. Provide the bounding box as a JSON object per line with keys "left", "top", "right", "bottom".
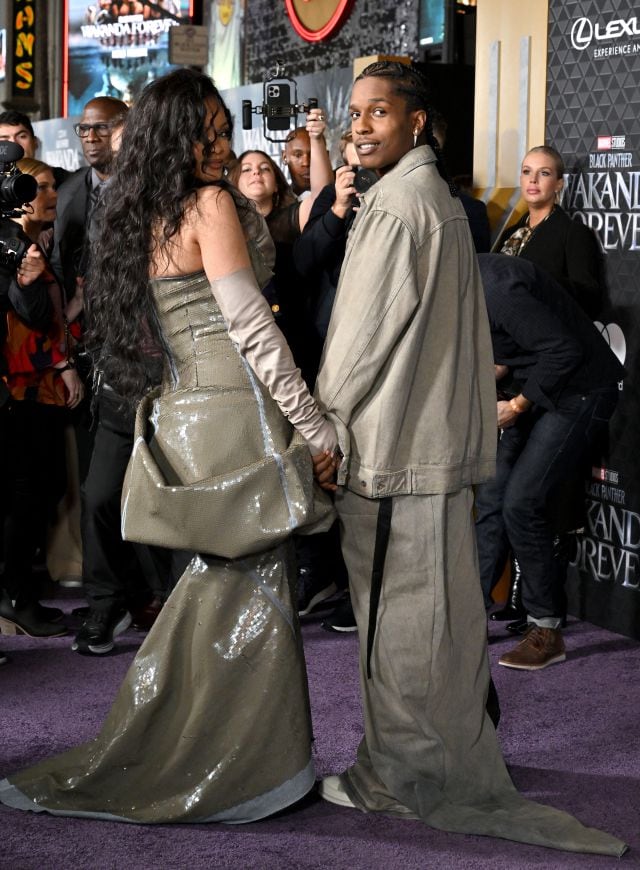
{"left": 0, "top": 271, "right": 315, "bottom": 823}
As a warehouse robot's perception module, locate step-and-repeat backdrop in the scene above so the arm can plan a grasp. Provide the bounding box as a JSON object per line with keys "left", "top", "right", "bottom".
{"left": 547, "top": 0, "right": 640, "bottom": 638}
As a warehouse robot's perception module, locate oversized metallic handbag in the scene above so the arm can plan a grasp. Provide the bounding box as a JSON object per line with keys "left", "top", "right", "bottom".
{"left": 121, "top": 388, "right": 335, "bottom": 560}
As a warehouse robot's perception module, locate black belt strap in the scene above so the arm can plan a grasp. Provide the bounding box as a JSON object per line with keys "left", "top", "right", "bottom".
{"left": 366, "top": 497, "right": 393, "bottom": 679}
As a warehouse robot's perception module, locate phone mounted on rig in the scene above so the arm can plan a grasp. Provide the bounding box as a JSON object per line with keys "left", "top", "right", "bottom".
{"left": 242, "top": 61, "right": 318, "bottom": 143}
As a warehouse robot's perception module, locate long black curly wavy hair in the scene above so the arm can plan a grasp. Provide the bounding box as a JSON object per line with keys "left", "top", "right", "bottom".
{"left": 355, "top": 61, "right": 458, "bottom": 198}
{"left": 86, "top": 68, "right": 235, "bottom": 400}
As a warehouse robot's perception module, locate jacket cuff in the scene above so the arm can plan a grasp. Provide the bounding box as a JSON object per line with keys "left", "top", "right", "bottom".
{"left": 322, "top": 208, "right": 348, "bottom": 238}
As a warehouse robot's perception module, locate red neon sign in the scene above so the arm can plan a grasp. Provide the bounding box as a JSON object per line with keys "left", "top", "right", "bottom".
{"left": 284, "top": 0, "right": 355, "bottom": 42}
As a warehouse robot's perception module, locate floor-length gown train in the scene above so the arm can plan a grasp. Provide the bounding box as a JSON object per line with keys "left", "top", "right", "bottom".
{"left": 0, "top": 271, "right": 315, "bottom": 823}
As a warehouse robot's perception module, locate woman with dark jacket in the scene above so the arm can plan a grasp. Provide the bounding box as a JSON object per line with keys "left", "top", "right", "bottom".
{"left": 497, "top": 145, "right": 603, "bottom": 318}
{"left": 492, "top": 145, "right": 604, "bottom": 628}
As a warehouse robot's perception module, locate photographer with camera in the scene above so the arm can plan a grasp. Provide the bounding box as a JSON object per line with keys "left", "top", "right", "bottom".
{"left": 0, "top": 155, "right": 81, "bottom": 643}
{"left": 0, "top": 237, "right": 53, "bottom": 665}
{"left": 293, "top": 131, "right": 369, "bottom": 350}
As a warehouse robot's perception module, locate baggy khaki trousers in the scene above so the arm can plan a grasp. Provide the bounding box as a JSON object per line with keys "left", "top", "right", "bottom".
{"left": 336, "top": 486, "right": 513, "bottom": 819}
{"left": 333, "top": 487, "right": 627, "bottom": 853}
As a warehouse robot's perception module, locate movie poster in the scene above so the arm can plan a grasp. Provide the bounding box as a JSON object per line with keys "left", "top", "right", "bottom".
{"left": 546, "top": 0, "right": 640, "bottom": 638}
{"left": 66, "top": 1, "right": 192, "bottom": 115}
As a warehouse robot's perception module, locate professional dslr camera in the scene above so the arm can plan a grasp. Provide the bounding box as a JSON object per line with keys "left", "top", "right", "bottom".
{"left": 242, "top": 61, "right": 318, "bottom": 143}
{"left": 0, "top": 141, "right": 38, "bottom": 274}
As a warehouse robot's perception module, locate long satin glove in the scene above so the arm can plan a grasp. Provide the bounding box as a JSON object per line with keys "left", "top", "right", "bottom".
{"left": 211, "top": 267, "right": 337, "bottom": 455}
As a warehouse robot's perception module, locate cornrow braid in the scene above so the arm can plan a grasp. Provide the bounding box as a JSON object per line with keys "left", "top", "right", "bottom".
{"left": 356, "top": 61, "right": 458, "bottom": 198}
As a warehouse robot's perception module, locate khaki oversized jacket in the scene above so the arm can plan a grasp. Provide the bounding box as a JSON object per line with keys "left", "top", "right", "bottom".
{"left": 315, "top": 145, "right": 497, "bottom": 498}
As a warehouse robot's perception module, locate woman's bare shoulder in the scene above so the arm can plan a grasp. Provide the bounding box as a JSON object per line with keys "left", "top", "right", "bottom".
{"left": 185, "top": 184, "right": 235, "bottom": 223}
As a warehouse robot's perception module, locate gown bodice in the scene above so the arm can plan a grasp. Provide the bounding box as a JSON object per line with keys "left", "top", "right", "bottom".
{"left": 150, "top": 270, "right": 246, "bottom": 393}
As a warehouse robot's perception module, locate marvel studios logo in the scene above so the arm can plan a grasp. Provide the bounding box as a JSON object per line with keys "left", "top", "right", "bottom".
{"left": 592, "top": 467, "right": 620, "bottom": 484}
{"left": 597, "top": 135, "right": 626, "bottom": 150}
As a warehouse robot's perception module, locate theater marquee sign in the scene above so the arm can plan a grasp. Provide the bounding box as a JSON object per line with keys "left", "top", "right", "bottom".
{"left": 285, "top": 0, "right": 355, "bottom": 42}
{"left": 11, "top": 0, "right": 36, "bottom": 101}
{"left": 547, "top": 0, "right": 640, "bottom": 639}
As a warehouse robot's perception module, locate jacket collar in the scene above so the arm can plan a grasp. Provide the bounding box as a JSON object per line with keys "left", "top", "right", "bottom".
{"left": 358, "top": 145, "right": 437, "bottom": 205}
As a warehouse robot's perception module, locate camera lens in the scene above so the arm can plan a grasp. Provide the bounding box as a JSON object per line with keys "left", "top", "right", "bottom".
{"left": 0, "top": 171, "right": 37, "bottom": 208}
{"left": 353, "top": 167, "right": 379, "bottom": 194}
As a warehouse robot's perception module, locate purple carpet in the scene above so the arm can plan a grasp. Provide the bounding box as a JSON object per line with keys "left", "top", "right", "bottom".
{"left": 1, "top": 595, "right": 638, "bottom": 869}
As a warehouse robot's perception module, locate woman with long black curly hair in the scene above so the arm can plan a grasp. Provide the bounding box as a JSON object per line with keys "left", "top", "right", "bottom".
{"left": 0, "top": 68, "right": 337, "bottom": 824}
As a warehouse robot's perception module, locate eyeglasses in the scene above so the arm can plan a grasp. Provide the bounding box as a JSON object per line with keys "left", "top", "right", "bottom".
{"left": 73, "top": 121, "right": 121, "bottom": 138}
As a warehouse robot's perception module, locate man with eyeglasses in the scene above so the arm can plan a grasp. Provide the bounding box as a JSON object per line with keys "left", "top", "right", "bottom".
{"left": 54, "top": 97, "right": 171, "bottom": 656}
{"left": 50, "top": 97, "right": 128, "bottom": 307}
{"left": 47, "top": 98, "right": 138, "bottom": 653}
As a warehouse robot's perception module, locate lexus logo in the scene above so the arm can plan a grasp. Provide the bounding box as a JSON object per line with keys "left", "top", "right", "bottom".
{"left": 570, "top": 15, "right": 640, "bottom": 50}
{"left": 571, "top": 17, "right": 593, "bottom": 50}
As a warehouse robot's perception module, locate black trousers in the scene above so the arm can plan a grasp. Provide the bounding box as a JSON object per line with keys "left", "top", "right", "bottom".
{"left": 1, "top": 400, "right": 67, "bottom": 605}
{"left": 475, "top": 387, "right": 618, "bottom": 620}
{"left": 81, "top": 389, "right": 173, "bottom": 613}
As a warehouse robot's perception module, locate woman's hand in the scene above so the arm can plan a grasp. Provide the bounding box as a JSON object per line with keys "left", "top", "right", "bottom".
{"left": 331, "top": 164, "right": 357, "bottom": 219}
{"left": 60, "top": 367, "right": 85, "bottom": 409}
{"left": 312, "top": 449, "right": 339, "bottom": 492}
{"left": 306, "top": 108, "right": 327, "bottom": 140}
{"left": 16, "top": 245, "right": 46, "bottom": 287}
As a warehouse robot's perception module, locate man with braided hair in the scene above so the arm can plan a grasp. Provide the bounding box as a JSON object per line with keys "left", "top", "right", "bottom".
{"left": 314, "top": 61, "right": 626, "bottom": 857}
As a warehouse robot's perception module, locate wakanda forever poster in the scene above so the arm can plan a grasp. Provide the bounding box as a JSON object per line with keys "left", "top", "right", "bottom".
{"left": 65, "top": 1, "right": 193, "bottom": 115}
{"left": 547, "top": 0, "right": 640, "bottom": 638}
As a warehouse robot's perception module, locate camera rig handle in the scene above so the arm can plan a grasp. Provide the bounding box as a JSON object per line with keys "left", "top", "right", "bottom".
{"left": 242, "top": 61, "right": 319, "bottom": 143}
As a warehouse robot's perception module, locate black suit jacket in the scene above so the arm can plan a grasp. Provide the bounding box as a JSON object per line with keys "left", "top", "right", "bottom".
{"left": 478, "top": 254, "right": 624, "bottom": 411}
{"left": 49, "top": 167, "right": 92, "bottom": 302}
{"left": 497, "top": 206, "right": 603, "bottom": 318}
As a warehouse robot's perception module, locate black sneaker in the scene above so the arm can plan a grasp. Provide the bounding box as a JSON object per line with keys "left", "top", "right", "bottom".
{"left": 71, "top": 607, "right": 132, "bottom": 655}
{"left": 322, "top": 594, "right": 357, "bottom": 633}
{"left": 297, "top": 569, "right": 337, "bottom": 617}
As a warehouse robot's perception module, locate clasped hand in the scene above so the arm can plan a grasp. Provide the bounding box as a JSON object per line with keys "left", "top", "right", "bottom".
{"left": 312, "top": 449, "right": 340, "bottom": 492}
{"left": 16, "top": 245, "right": 46, "bottom": 287}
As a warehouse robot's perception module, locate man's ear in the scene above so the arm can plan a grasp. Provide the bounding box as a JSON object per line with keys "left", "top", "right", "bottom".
{"left": 412, "top": 110, "right": 427, "bottom": 140}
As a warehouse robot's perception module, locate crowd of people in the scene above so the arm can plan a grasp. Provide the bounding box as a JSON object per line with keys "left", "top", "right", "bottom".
{"left": 0, "top": 62, "right": 628, "bottom": 858}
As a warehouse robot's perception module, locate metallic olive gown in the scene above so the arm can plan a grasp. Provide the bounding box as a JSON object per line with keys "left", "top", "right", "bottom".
{"left": 0, "top": 271, "right": 316, "bottom": 823}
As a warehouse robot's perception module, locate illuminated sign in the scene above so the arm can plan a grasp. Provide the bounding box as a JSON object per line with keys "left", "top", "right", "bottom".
{"left": 0, "top": 29, "right": 6, "bottom": 82}
{"left": 284, "top": 0, "right": 355, "bottom": 42}
{"left": 12, "top": 0, "right": 36, "bottom": 99}
{"left": 64, "top": 1, "right": 193, "bottom": 117}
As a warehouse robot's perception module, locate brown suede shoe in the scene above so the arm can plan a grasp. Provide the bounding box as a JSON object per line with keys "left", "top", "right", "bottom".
{"left": 498, "top": 625, "right": 566, "bottom": 670}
